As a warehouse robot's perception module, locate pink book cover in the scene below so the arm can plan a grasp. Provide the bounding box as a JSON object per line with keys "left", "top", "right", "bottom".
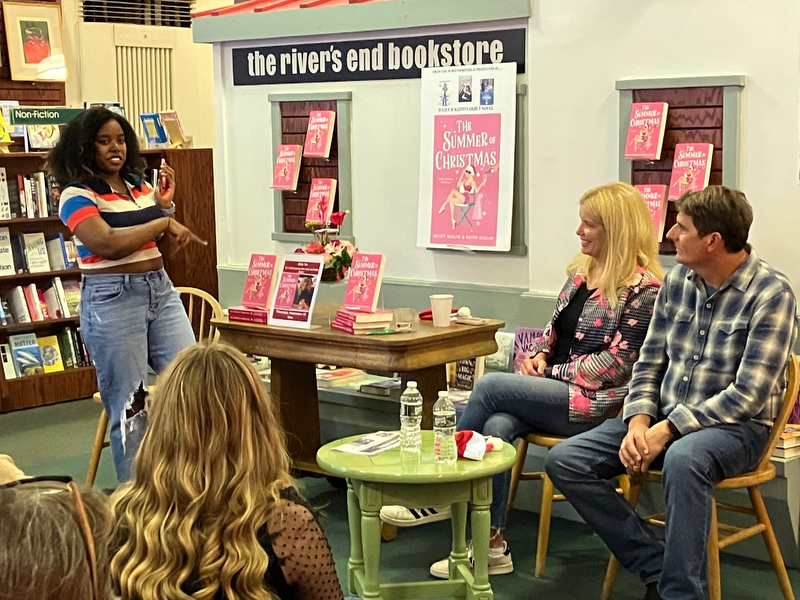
{"left": 303, "top": 110, "right": 336, "bottom": 158}
{"left": 635, "top": 184, "right": 669, "bottom": 240}
{"left": 305, "top": 178, "right": 337, "bottom": 224}
{"left": 269, "top": 255, "right": 325, "bottom": 329}
{"left": 624, "top": 102, "right": 669, "bottom": 160}
{"left": 668, "top": 143, "right": 713, "bottom": 200}
{"left": 241, "top": 254, "right": 278, "bottom": 309}
{"left": 430, "top": 113, "right": 501, "bottom": 247}
{"left": 228, "top": 306, "right": 269, "bottom": 324}
{"left": 343, "top": 253, "right": 386, "bottom": 313}
{"left": 271, "top": 144, "right": 302, "bottom": 190}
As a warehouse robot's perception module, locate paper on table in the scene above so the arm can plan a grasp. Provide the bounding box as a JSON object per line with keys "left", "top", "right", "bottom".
{"left": 331, "top": 431, "right": 400, "bottom": 456}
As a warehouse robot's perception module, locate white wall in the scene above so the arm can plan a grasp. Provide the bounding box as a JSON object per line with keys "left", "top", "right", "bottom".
{"left": 212, "top": 0, "right": 800, "bottom": 295}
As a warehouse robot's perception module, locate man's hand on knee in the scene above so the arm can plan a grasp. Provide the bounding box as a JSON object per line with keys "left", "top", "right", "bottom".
{"left": 619, "top": 414, "right": 652, "bottom": 476}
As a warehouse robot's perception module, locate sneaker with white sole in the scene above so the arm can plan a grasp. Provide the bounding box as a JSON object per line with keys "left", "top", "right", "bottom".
{"left": 429, "top": 542, "right": 514, "bottom": 579}
{"left": 379, "top": 505, "right": 451, "bottom": 527}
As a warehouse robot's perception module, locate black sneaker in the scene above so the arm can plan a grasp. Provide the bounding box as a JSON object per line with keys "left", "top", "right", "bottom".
{"left": 644, "top": 582, "right": 663, "bottom": 600}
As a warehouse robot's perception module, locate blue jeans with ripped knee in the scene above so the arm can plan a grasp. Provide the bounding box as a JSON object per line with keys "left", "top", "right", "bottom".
{"left": 80, "top": 268, "right": 195, "bottom": 483}
{"left": 457, "top": 372, "right": 595, "bottom": 531}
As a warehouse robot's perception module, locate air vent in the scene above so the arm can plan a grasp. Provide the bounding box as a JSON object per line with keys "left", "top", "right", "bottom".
{"left": 81, "top": 0, "right": 194, "bottom": 28}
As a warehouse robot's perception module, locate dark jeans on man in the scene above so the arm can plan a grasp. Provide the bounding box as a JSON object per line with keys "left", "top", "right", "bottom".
{"left": 545, "top": 417, "right": 769, "bottom": 600}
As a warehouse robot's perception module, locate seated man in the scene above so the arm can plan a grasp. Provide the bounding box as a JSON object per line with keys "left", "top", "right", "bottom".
{"left": 546, "top": 186, "right": 797, "bottom": 600}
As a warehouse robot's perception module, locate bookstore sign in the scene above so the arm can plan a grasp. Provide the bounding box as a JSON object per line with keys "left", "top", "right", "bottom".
{"left": 231, "top": 28, "right": 525, "bottom": 86}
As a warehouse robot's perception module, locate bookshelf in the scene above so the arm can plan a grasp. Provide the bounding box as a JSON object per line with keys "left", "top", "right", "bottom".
{"left": 0, "top": 147, "right": 218, "bottom": 413}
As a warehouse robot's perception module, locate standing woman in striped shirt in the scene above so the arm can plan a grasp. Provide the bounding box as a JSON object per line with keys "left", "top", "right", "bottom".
{"left": 48, "top": 107, "right": 205, "bottom": 482}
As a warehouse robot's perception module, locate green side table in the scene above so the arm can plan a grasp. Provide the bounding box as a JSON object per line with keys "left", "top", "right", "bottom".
{"left": 317, "top": 431, "right": 517, "bottom": 600}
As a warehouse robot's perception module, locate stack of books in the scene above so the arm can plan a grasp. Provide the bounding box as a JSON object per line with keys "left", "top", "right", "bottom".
{"left": 773, "top": 425, "right": 800, "bottom": 460}
{"left": 330, "top": 308, "right": 393, "bottom": 335}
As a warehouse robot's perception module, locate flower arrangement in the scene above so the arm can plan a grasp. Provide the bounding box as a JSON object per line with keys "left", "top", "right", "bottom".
{"left": 298, "top": 210, "right": 355, "bottom": 282}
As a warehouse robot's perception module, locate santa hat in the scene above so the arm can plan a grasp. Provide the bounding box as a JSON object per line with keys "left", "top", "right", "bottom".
{"left": 455, "top": 431, "right": 504, "bottom": 461}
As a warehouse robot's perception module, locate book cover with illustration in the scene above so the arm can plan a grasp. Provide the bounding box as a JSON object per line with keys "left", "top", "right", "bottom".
{"left": 635, "top": 184, "right": 669, "bottom": 240}
{"left": 268, "top": 254, "right": 325, "bottom": 329}
{"left": 343, "top": 253, "right": 385, "bottom": 313}
{"left": 8, "top": 333, "right": 44, "bottom": 377}
{"left": 241, "top": 253, "right": 278, "bottom": 309}
{"left": 26, "top": 125, "right": 60, "bottom": 149}
{"left": 305, "top": 178, "right": 337, "bottom": 224}
{"left": 159, "top": 111, "right": 189, "bottom": 145}
{"left": 624, "top": 102, "right": 669, "bottom": 160}
{"left": 303, "top": 110, "right": 336, "bottom": 158}
{"left": 139, "top": 113, "right": 168, "bottom": 145}
{"left": 513, "top": 327, "right": 546, "bottom": 373}
{"left": 38, "top": 335, "right": 64, "bottom": 373}
{"left": 22, "top": 232, "right": 49, "bottom": 273}
{"left": 271, "top": 144, "right": 302, "bottom": 191}
{"left": 668, "top": 143, "right": 713, "bottom": 200}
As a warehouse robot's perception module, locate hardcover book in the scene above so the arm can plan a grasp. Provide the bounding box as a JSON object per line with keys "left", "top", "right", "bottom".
{"left": 57, "top": 329, "right": 76, "bottom": 369}
{"left": 61, "top": 280, "right": 82, "bottom": 316}
{"left": 330, "top": 319, "right": 391, "bottom": 335}
{"left": 139, "top": 113, "right": 168, "bottom": 145}
{"left": 8, "top": 333, "right": 44, "bottom": 376}
{"left": 635, "top": 184, "right": 669, "bottom": 240}
{"left": 316, "top": 367, "right": 364, "bottom": 388}
{"left": 271, "top": 144, "right": 302, "bottom": 191}
{"left": 7, "top": 286, "right": 30, "bottom": 323}
{"left": 228, "top": 305, "right": 269, "bottom": 325}
{"left": 241, "top": 254, "right": 278, "bottom": 309}
{"left": 22, "top": 232, "right": 50, "bottom": 273}
{"left": 359, "top": 377, "right": 402, "bottom": 397}
{"left": 0, "top": 227, "right": 14, "bottom": 276}
{"left": 305, "top": 178, "right": 337, "bottom": 224}
{"left": 624, "top": 102, "right": 669, "bottom": 160}
{"left": 452, "top": 356, "right": 485, "bottom": 391}
{"left": 343, "top": 253, "right": 386, "bottom": 313}
{"left": 0, "top": 343, "right": 17, "bottom": 379}
{"left": 27, "top": 125, "right": 60, "bottom": 149}
{"left": 268, "top": 254, "right": 325, "bottom": 329}
{"left": 23, "top": 284, "right": 43, "bottom": 321}
{"left": 45, "top": 234, "right": 69, "bottom": 271}
{"left": 668, "top": 143, "right": 714, "bottom": 200}
{"left": 38, "top": 335, "right": 64, "bottom": 373}
{"left": 513, "top": 326, "right": 546, "bottom": 374}
{"left": 159, "top": 111, "right": 189, "bottom": 146}
{"left": 0, "top": 168, "right": 10, "bottom": 220}
{"left": 303, "top": 110, "right": 336, "bottom": 158}
{"left": 335, "top": 308, "right": 393, "bottom": 324}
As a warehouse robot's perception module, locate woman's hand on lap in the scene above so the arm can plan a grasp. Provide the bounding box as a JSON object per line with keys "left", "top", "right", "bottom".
{"left": 520, "top": 352, "right": 548, "bottom": 377}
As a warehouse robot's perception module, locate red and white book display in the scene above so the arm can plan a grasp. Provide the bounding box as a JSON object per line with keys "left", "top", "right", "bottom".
{"left": 303, "top": 110, "right": 336, "bottom": 158}
{"left": 635, "top": 184, "right": 669, "bottom": 240}
{"left": 343, "top": 253, "right": 385, "bottom": 313}
{"left": 331, "top": 307, "right": 393, "bottom": 335}
{"left": 271, "top": 144, "right": 302, "bottom": 190}
{"left": 305, "top": 178, "right": 337, "bottom": 224}
{"left": 624, "top": 102, "right": 669, "bottom": 160}
{"left": 268, "top": 254, "right": 325, "bottom": 329}
{"left": 228, "top": 254, "right": 278, "bottom": 325}
{"left": 667, "top": 143, "right": 713, "bottom": 200}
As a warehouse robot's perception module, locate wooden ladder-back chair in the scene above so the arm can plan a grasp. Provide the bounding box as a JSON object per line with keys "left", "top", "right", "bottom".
{"left": 601, "top": 352, "right": 799, "bottom": 600}
{"left": 85, "top": 287, "right": 224, "bottom": 487}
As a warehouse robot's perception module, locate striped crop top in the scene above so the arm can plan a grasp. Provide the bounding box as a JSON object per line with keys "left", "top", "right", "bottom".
{"left": 59, "top": 174, "right": 171, "bottom": 270}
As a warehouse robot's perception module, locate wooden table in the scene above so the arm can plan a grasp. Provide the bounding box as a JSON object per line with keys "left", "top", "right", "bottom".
{"left": 318, "top": 431, "right": 517, "bottom": 600}
{"left": 213, "top": 306, "right": 503, "bottom": 475}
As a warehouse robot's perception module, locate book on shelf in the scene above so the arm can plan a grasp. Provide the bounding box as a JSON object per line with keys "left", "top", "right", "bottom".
{"left": 27, "top": 125, "right": 60, "bottom": 150}
{"left": 57, "top": 329, "right": 76, "bottom": 369}
{"left": 0, "top": 227, "right": 14, "bottom": 276}
{"left": 303, "top": 110, "right": 336, "bottom": 158}
{"left": 38, "top": 335, "right": 64, "bottom": 373}
{"left": 0, "top": 100, "right": 23, "bottom": 138}
{"left": 61, "top": 280, "right": 81, "bottom": 316}
{"left": 624, "top": 102, "right": 669, "bottom": 160}
{"left": 0, "top": 297, "right": 11, "bottom": 325}
{"left": 7, "top": 286, "right": 30, "bottom": 323}
{"left": 772, "top": 446, "right": 800, "bottom": 459}
{"left": 316, "top": 367, "right": 365, "bottom": 388}
{"left": 35, "top": 286, "right": 50, "bottom": 320}
{"left": 335, "top": 308, "right": 393, "bottom": 324}
{"left": 0, "top": 109, "right": 11, "bottom": 144}
{"left": 0, "top": 343, "right": 17, "bottom": 378}
{"left": 42, "top": 285, "right": 63, "bottom": 319}
{"left": 72, "top": 327, "right": 90, "bottom": 366}
{"left": 268, "top": 254, "right": 325, "bottom": 329}
{"left": 635, "top": 184, "right": 669, "bottom": 240}
{"left": 305, "top": 178, "right": 337, "bottom": 225}
{"left": 64, "top": 240, "right": 78, "bottom": 269}
{"left": 23, "top": 284, "right": 44, "bottom": 321}
{"left": 6, "top": 177, "right": 20, "bottom": 219}
{"left": 781, "top": 425, "right": 800, "bottom": 439}
{"left": 8, "top": 333, "right": 44, "bottom": 376}
{"left": 271, "top": 144, "right": 302, "bottom": 191}
{"left": 452, "top": 356, "right": 485, "bottom": 391}
{"left": 359, "top": 377, "right": 402, "bottom": 397}
{"left": 668, "top": 143, "right": 714, "bottom": 200}
{"left": 140, "top": 113, "right": 168, "bottom": 145}
{"left": 0, "top": 168, "right": 11, "bottom": 220}
{"left": 330, "top": 431, "right": 399, "bottom": 456}
{"left": 241, "top": 253, "right": 278, "bottom": 310}
{"left": 159, "top": 110, "right": 189, "bottom": 146}
{"left": 776, "top": 436, "right": 800, "bottom": 450}
{"left": 52, "top": 277, "right": 70, "bottom": 318}
{"left": 513, "top": 326, "right": 546, "bottom": 373}
{"left": 21, "top": 232, "right": 50, "bottom": 273}
{"left": 45, "top": 234, "right": 69, "bottom": 271}
{"left": 9, "top": 234, "right": 25, "bottom": 273}
{"left": 228, "top": 305, "right": 269, "bottom": 325}
{"left": 330, "top": 318, "right": 392, "bottom": 335}
{"left": 343, "top": 253, "right": 385, "bottom": 313}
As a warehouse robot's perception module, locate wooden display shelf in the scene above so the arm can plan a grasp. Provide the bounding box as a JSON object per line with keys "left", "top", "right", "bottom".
{"left": 0, "top": 316, "right": 80, "bottom": 334}
{"left": 0, "top": 366, "right": 97, "bottom": 413}
{"left": 0, "top": 216, "right": 62, "bottom": 224}
{"left": 0, "top": 268, "right": 80, "bottom": 284}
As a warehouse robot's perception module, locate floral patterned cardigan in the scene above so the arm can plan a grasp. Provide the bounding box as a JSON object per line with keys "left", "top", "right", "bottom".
{"left": 530, "top": 268, "right": 661, "bottom": 424}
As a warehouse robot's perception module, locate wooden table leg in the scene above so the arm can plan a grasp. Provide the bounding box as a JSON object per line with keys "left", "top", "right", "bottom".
{"left": 270, "top": 358, "right": 322, "bottom": 474}
{"left": 402, "top": 364, "right": 448, "bottom": 430}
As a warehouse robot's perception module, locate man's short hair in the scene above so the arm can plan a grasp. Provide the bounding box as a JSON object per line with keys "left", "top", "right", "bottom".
{"left": 676, "top": 186, "right": 753, "bottom": 253}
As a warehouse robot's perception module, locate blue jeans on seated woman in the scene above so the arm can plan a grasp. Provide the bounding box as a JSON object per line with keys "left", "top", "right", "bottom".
{"left": 80, "top": 268, "right": 195, "bottom": 483}
{"left": 457, "top": 372, "right": 595, "bottom": 531}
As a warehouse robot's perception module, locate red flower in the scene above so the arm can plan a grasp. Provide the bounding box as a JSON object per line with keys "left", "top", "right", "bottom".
{"left": 330, "top": 211, "right": 348, "bottom": 227}
{"left": 304, "top": 241, "right": 325, "bottom": 254}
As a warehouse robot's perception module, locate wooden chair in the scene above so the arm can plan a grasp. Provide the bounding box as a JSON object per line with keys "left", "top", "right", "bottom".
{"left": 85, "top": 287, "right": 223, "bottom": 486}
{"left": 601, "top": 353, "right": 799, "bottom": 600}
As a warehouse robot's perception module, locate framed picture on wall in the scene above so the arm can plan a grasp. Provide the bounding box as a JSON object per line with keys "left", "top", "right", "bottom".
{"left": 2, "top": 1, "right": 66, "bottom": 82}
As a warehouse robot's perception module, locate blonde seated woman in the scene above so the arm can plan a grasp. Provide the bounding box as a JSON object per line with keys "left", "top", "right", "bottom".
{"left": 110, "top": 342, "right": 344, "bottom": 600}
{"left": 383, "top": 182, "right": 664, "bottom": 577}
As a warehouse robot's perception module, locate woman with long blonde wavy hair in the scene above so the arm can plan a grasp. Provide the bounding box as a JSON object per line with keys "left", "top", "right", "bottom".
{"left": 109, "top": 342, "right": 343, "bottom": 600}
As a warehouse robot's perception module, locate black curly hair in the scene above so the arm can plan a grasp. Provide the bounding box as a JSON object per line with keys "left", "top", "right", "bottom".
{"left": 45, "top": 107, "right": 146, "bottom": 187}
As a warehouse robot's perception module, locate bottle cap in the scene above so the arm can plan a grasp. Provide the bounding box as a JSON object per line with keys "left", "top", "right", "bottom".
{"left": 407, "top": 381, "right": 417, "bottom": 388}
{"left": 438, "top": 390, "right": 448, "bottom": 397}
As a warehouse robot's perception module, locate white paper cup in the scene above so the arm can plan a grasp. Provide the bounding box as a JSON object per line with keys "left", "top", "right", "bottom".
{"left": 430, "top": 294, "right": 454, "bottom": 327}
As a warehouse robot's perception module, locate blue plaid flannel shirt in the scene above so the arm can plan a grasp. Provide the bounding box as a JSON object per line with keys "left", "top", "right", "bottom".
{"left": 623, "top": 249, "right": 797, "bottom": 434}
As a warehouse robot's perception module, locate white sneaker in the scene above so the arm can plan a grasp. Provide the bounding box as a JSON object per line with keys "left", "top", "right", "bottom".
{"left": 429, "top": 542, "right": 514, "bottom": 579}
{"left": 379, "top": 505, "right": 451, "bottom": 527}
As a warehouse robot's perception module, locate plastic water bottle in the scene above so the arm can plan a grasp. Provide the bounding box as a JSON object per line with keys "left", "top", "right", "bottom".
{"left": 400, "top": 381, "right": 422, "bottom": 454}
{"left": 433, "top": 391, "right": 457, "bottom": 464}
